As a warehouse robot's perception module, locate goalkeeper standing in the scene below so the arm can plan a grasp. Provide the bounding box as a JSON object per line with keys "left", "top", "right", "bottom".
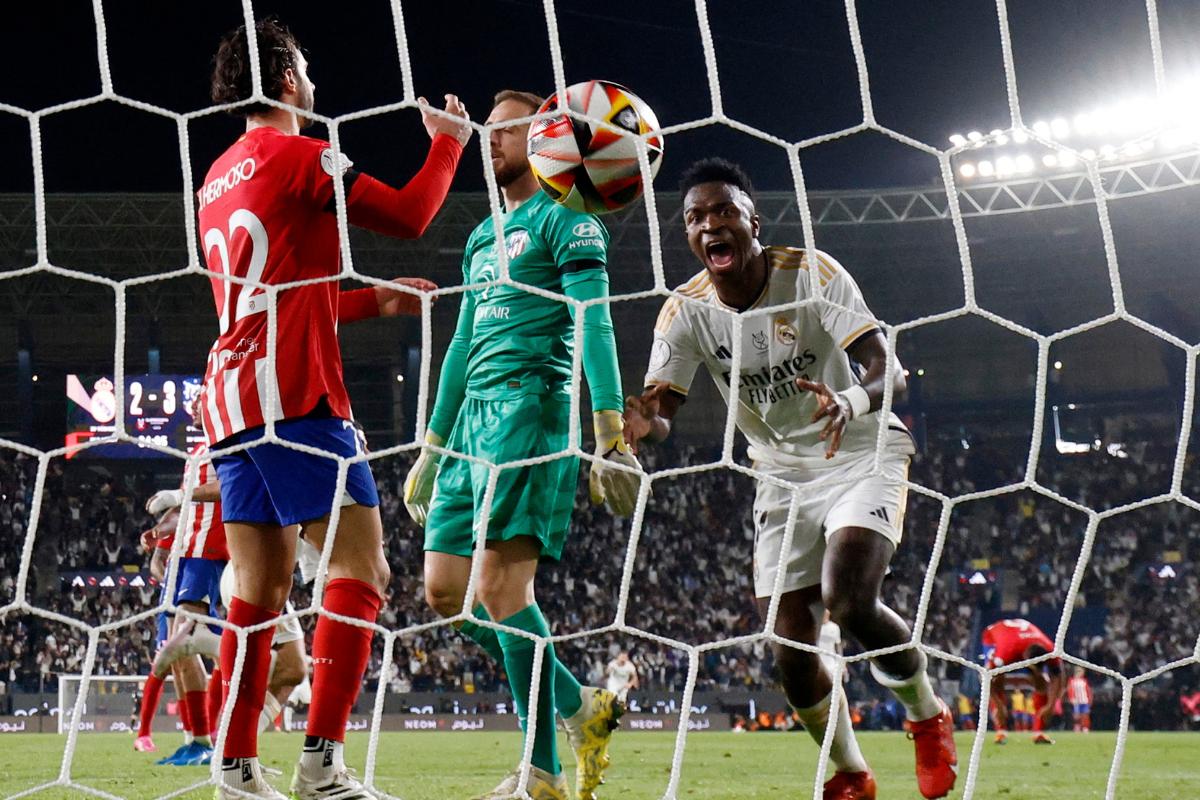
{"left": 404, "top": 90, "right": 641, "bottom": 800}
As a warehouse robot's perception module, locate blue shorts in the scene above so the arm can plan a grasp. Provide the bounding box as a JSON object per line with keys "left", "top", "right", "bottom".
{"left": 156, "top": 612, "right": 170, "bottom": 648}
{"left": 159, "top": 557, "right": 225, "bottom": 622}
{"left": 213, "top": 416, "right": 378, "bottom": 527}
{"left": 1073, "top": 703, "right": 1090, "bottom": 714}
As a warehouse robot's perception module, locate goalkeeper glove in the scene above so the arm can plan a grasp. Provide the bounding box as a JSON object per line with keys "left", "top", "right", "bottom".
{"left": 145, "top": 489, "right": 183, "bottom": 518}
{"left": 589, "top": 410, "right": 643, "bottom": 517}
{"left": 403, "top": 431, "right": 445, "bottom": 527}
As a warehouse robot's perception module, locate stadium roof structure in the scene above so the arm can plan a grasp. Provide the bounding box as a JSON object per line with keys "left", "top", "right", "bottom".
{"left": 1, "top": 148, "right": 1198, "bottom": 435}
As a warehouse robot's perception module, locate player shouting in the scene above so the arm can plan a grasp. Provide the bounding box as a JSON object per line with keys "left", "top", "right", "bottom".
{"left": 624, "top": 159, "right": 958, "bottom": 800}
{"left": 403, "top": 90, "right": 640, "bottom": 800}
{"left": 198, "top": 17, "right": 471, "bottom": 799}
{"left": 981, "top": 618, "right": 1066, "bottom": 745}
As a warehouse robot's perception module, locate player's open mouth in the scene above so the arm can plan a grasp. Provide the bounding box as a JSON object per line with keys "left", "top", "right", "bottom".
{"left": 705, "top": 241, "right": 736, "bottom": 269}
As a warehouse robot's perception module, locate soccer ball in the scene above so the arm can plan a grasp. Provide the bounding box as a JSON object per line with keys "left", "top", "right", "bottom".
{"left": 526, "top": 80, "right": 664, "bottom": 214}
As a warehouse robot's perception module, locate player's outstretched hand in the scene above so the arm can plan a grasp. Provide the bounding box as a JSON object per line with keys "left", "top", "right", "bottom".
{"left": 145, "top": 489, "right": 183, "bottom": 517}
{"left": 622, "top": 384, "right": 670, "bottom": 454}
{"left": 796, "top": 378, "right": 851, "bottom": 459}
{"left": 419, "top": 94, "right": 473, "bottom": 146}
{"left": 403, "top": 431, "right": 446, "bottom": 527}
{"left": 375, "top": 277, "right": 437, "bottom": 317}
{"left": 591, "top": 411, "right": 643, "bottom": 516}
{"left": 139, "top": 527, "right": 159, "bottom": 554}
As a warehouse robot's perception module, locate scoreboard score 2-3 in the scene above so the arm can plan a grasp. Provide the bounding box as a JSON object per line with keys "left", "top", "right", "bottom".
{"left": 65, "top": 374, "right": 204, "bottom": 458}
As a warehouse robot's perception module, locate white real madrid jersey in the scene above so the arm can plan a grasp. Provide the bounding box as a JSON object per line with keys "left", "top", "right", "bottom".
{"left": 644, "top": 246, "right": 912, "bottom": 471}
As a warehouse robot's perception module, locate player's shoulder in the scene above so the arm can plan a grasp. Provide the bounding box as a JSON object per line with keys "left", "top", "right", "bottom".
{"left": 656, "top": 269, "right": 715, "bottom": 333}
{"left": 766, "top": 246, "right": 848, "bottom": 286}
{"left": 535, "top": 195, "right": 609, "bottom": 237}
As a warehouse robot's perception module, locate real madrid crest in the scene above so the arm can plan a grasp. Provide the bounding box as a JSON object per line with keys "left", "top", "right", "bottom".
{"left": 774, "top": 317, "right": 797, "bottom": 346}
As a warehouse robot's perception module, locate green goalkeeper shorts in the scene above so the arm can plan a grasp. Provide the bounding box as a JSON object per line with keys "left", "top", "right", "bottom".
{"left": 424, "top": 393, "right": 579, "bottom": 561}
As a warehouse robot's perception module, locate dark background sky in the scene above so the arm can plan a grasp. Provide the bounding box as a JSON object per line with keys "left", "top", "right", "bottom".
{"left": 2, "top": 0, "right": 1198, "bottom": 197}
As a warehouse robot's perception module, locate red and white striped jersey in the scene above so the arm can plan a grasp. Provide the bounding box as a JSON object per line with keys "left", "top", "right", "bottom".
{"left": 157, "top": 443, "right": 228, "bottom": 561}
{"left": 197, "top": 126, "right": 357, "bottom": 445}
{"left": 1067, "top": 676, "right": 1092, "bottom": 705}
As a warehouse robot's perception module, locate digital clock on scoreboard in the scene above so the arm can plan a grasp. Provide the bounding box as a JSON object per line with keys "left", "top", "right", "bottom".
{"left": 65, "top": 374, "right": 204, "bottom": 458}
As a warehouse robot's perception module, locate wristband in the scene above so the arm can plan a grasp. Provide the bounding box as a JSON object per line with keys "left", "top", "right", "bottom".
{"left": 838, "top": 385, "right": 871, "bottom": 420}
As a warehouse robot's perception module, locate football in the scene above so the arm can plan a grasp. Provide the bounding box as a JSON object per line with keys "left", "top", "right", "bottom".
{"left": 526, "top": 80, "right": 664, "bottom": 214}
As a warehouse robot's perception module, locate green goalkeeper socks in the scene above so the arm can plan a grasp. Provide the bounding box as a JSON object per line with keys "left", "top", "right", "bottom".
{"left": 496, "top": 604, "right": 561, "bottom": 775}
{"left": 460, "top": 605, "right": 583, "bottom": 718}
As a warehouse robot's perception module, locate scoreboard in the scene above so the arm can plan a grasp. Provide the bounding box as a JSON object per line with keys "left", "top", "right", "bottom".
{"left": 65, "top": 374, "right": 204, "bottom": 458}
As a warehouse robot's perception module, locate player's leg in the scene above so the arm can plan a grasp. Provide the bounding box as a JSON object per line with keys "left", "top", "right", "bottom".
{"left": 218, "top": 521, "right": 296, "bottom": 796}
{"left": 262, "top": 636, "right": 306, "bottom": 732}
{"left": 135, "top": 614, "right": 170, "bottom": 752}
{"left": 751, "top": 473, "right": 874, "bottom": 799}
{"left": 757, "top": 588, "right": 872, "bottom": 785}
{"left": 477, "top": 534, "right": 566, "bottom": 793}
{"left": 288, "top": 503, "right": 385, "bottom": 792}
{"left": 1028, "top": 659, "right": 1056, "bottom": 744}
{"left": 169, "top": 600, "right": 214, "bottom": 762}
{"left": 425, "top": 550, "right": 590, "bottom": 720}
{"left": 989, "top": 676, "right": 1009, "bottom": 743}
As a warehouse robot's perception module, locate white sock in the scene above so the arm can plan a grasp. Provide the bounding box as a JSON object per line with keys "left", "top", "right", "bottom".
{"left": 793, "top": 693, "right": 870, "bottom": 774}
{"left": 220, "top": 756, "right": 260, "bottom": 788}
{"left": 183, "top": 729, "right": 194, "bottom": 745}
{"left": 284, "top": 705, "right": 294, "bottom": 732}
{"left": 259, "top": 691, "right": 282, "bottom": 733}
{"left": 298, "top": 736, "right": 344, "bottom": 780}
{"left": 193, "top": 734, "right": 212, "bottom": 747}
{"left": 870, "top": 653, "right": 942, "bottom": 721}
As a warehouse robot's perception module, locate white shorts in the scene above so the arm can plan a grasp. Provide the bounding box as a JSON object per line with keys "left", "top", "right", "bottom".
{"left": 219, "top": 563, "right": 305, "bottom": 647}
{"left": 752, "top": 432, "right": 912, "bottom": 598}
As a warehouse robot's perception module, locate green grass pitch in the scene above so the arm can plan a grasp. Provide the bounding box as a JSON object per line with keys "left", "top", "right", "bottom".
{"left": 2, "top": 730, "right": 1197, "bottom": 799}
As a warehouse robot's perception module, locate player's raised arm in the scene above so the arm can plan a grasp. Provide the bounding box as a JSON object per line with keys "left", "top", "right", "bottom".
{"left": 338, "top": 278, "right": 438, "bottom": 324}
{"left": 339, "top": 95, "right": 472, "bottom": 239}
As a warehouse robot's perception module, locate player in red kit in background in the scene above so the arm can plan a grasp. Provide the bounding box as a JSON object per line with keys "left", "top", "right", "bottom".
{"left": 1067, "top": 667, "right": 1093, "bottom": 733}
{"left": 198, "top": 17, "right": 471, "bottom": 799}
{"left": 981, "top": 619, "right": 1067, "bottom": 745}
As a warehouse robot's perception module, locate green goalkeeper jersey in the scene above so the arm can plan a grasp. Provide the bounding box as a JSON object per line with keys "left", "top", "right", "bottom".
{"left": 460, "top": 191, "right": 609, "bottom": 398}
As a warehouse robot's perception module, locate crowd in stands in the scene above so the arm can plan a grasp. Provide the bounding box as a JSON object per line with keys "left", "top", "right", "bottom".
{"left": 1, "top": 414, "right": 1197, "bottom": 729}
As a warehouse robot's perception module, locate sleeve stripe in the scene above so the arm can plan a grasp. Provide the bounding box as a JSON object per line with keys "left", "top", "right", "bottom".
{"left": 645, "top": 380, "right": 689, "bottom": 397}
{"left": 840, "top": 323, "right": 880, "bottom": 350}
{"left": 655, "top": 297, "right": 683, "bottom": 334}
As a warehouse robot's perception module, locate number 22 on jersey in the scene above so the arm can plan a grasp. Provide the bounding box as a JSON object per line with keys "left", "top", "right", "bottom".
{"left": 204, "top": 208, "right": 270, "bottom": 335}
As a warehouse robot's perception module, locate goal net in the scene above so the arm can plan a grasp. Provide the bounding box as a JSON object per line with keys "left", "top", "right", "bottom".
{"left": 1, "top": 2, "right": 1197, "bottom": 800}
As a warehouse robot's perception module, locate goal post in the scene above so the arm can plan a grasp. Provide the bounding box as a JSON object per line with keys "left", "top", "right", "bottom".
{"left": 56, "top": 674, "right": 173, "bottom": 736}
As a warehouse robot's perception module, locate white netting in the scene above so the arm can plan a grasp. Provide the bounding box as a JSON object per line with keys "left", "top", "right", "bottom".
{"left": 1, "top": 1, "right": 1198, "bottom": 799}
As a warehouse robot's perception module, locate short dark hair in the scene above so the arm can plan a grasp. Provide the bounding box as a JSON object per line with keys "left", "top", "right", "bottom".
{"left": 210, "top": 17, "right": 301, "bottom": 116}
{"left": 679, "top": 157, "right": 755, "bottom": 200}
{"left": 493, "top": 89, "right": 544, "bottom": 114}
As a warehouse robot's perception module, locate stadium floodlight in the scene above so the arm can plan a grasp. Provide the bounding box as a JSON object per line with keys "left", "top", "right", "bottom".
{"left": 949, "top": 133, "right": 967, "bottom": 147}
{"left": 1041, "top": 154, "right": 1058, "bottom": 168}
{"left": 1074, "top": 113, "right": 1094, "bottom": 135}
{"left": 959, "top": 162, "right": 977, "bottom": 178}
{"left": 967, "top": 130, "right": 983, "bottom": 142}
{"left": 1100, "top": 144, "right": 1117, "bottom": 158}
{"left": 1080, "top": 147, "right": 1097, "bottom": 160}
{"left": 1051, "top": 118, "right": 1070, "bottom": 139}
{"left": 977, "top": 159, "right": 995, "bottom": 176}
{"left": 1015, "top": 154, "right": 1035, "bottom": 173}
{"left": 991, "top": 129, "right": 1009, "bottom": 145}
{"left": 1059, "top": 151, "right": 1078, "bottom": 167}
{"left": 995, "top": 155, "right": 1016, "bottom": 176}
{"left": 1012, "top": 129, "right": 1030, "bottom": 144}
{"left": 1032, "top": 120, "right": 1052, "bottom": 138}
{"left": 1054, "top": 361, "right": 1063, "bottom": 370}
